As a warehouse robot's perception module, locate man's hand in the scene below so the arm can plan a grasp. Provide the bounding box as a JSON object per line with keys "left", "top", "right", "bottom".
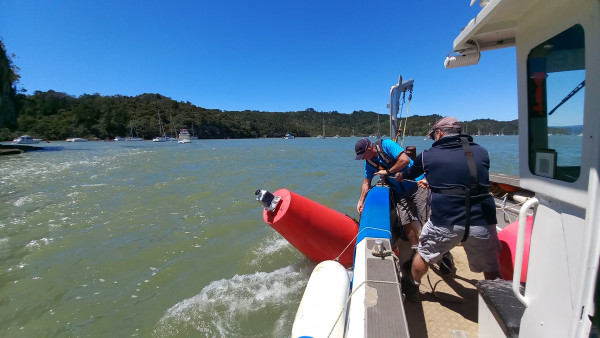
{"left": 417, "top": 178, "right": 430, "bottom": 189}
{"left": 374, "top": 169, "right": 389, "bottom": 177}
{"left": 357, "top": 202, "right": 364, "bottom": 214}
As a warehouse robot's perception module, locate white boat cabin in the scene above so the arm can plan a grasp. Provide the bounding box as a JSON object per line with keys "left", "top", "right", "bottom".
{"left": 449, "top": 0, "right": 599, "bottom": 336}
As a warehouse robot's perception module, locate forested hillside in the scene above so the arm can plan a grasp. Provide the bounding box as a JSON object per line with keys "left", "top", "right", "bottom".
{"left": 1, "top": 90, "right": 520, "bottom": 141}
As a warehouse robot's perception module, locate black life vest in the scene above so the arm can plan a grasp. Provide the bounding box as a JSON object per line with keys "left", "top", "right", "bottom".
{"left": 427, "top": 137, "right": 481, "bottom": 242}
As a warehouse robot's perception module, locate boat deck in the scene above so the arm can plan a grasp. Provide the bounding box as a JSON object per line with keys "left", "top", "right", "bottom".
{"left": 389, "top": 175, "right": 528, "bottom": 337}
{"left": 403, "top": 245, "right": 482, "bottom": 337}
{"left": 395, "top": 174, "right": 529, "bottom": 337}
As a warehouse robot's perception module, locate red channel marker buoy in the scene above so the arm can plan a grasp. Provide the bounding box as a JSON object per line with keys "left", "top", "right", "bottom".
{"left": 262, "top": 189, "right": 358, "bottom": 267}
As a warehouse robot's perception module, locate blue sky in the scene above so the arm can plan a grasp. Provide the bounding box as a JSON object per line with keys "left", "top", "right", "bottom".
{"left": 0, "top": 0, "right": 518, "bottom": 122}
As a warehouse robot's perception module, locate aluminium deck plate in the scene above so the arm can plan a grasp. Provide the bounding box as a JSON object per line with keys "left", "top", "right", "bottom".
{"left": 362, "top": 238, "right": 410, "bottom": 338}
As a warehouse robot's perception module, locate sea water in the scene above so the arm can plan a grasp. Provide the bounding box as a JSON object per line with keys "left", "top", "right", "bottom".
{"left": 0, "top": 136, "right": 521, "bottom": 336}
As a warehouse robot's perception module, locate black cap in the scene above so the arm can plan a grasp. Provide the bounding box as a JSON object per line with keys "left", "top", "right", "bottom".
{"left": 355, "top": 138, "right": 371, "bottom": 160}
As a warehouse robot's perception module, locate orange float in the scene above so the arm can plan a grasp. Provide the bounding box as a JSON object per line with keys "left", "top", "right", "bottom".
{"left": 497, "top": 183, "right": 519, "bottom": 193}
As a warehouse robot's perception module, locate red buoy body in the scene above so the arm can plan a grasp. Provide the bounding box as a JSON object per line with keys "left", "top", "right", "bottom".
{"left": 263, "top": 189, "right": 358, "bottom": 267}
{"left": 498, "top": 216, "right": 534, "bottom": 283}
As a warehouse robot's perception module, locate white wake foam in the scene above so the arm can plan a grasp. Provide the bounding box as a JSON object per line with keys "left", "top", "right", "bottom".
{"left": 154, "top": 265, "right": 307, "bottom": 337}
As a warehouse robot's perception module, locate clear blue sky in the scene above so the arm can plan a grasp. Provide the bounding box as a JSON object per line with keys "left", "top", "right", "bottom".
{"left": 0, "top": 0, "right": 517, "bottom": 122}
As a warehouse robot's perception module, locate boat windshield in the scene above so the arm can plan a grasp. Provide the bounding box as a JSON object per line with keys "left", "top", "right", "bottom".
{"left": 527, "top": 24, "right": 585, "bottom": 182}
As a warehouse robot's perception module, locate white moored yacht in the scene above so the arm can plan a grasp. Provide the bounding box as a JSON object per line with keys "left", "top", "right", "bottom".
{"left": 178, "top": 129, "right": 191, "bottom": 143}
{"left": 12, "top": 135, "right": 42, "bottom": 144}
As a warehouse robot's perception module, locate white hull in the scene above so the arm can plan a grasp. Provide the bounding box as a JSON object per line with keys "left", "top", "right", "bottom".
{"left": 12, "top": 136, "right": 42, "bottom": 144}
{"left": 178, "top": 129, "right": 191, "bottom": 143}
{"left": 291, "top": 260, "right": 350, "bottom": 338}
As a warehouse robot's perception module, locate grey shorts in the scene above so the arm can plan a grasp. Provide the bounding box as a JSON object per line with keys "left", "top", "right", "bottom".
{"left": 418, "top": 220, "right": 501, "bottom": 273}
{"left": 394, "top": 184, "right": 429, "bottom": 225}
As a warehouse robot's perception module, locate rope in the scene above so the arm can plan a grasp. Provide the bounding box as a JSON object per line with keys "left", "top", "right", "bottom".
{"left": 377, "top": 171, "right": 422, "bottom": 185}
{"left": 400, "top": 178, "right": 419, "bottom": 184}
{"left": 423, "top": 270, "right": 463, "bottom": 304}
{"left": 400, "top": 90, "right": 412, "bottom": 148}
{"left": 491, "top": 188, "right": 530, "bottom": 225}
{"left": 334, "top": 226, "right": 392, "bottom": 262}
{"left": 499, "top": 194, "right": 513, "bottom": 224}
{"left": 394, "top": 91, "right": 406, "bottom": 143}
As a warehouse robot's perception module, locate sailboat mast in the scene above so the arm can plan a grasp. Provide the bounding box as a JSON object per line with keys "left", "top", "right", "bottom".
{"left": 157, "top": 111, "right": 165, "bottom": 137}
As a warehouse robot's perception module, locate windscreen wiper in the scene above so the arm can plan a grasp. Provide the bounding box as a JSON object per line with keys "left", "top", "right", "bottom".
{"left": 548, "top": 80, "right": 585, "bottom": 115}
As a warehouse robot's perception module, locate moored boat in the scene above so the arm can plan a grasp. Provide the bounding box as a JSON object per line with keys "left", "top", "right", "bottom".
{"left": 12, "top": 135, "right": 42, "bottom": 144}
{"left": 66, "top": 137, "right": 88, "bottom": 142}
{"left": 153, "top": 111, "right": 167, "bottom": 142}
{"left": 178, "top": 129, "right": 191, "bottom": 143}
{"left": 126, "top": 123, "right": 143, "bottom": 141}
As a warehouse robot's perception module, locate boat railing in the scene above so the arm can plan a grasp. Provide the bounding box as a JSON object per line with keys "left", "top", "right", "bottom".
{"left": 513, "top": 197, "right": 538, "bottom": 305}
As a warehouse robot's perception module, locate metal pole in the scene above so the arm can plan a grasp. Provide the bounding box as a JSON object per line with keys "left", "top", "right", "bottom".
{"left": 389, "top": 75, "right": 414, "bottom": 142}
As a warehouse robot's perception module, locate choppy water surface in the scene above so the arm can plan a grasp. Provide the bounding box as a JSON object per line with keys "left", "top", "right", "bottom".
{"left": 0, "top": 136, "right": 518, "bottom": 336}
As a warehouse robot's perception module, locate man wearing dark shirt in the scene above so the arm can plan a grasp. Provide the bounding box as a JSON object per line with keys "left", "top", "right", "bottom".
{"left": 396, "top": 117, "right": 501, "bottom": 299}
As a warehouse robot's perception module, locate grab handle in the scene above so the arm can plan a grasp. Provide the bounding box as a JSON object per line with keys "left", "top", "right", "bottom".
{"left": 513, "top": 197, "right": 538, "bottom": 306}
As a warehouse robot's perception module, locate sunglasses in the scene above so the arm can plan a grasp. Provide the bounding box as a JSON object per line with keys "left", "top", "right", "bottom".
{"left": 428, "top": 129, "right": 438, "bottom": 139}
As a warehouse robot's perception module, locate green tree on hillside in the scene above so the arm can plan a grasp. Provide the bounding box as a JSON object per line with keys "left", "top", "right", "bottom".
{"left": 0, "top": 40, "right": 20, "bottom": 130}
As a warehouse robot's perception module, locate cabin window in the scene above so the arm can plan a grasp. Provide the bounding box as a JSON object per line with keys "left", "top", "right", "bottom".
{"left": 527, "top": 24, "right": 585, "bottom": 182}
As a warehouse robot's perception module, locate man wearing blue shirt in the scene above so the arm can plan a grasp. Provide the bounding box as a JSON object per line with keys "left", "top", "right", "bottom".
{"left": 354, "top": 138, "right": 428, "bottom": 247}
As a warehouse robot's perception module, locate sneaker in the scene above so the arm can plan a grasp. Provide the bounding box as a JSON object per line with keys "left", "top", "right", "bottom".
{"left": 401, "top": 277, "right": 420, "bottom": 303}
{"left": 439, "top": 252, "right": 455, "bottom": 275}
